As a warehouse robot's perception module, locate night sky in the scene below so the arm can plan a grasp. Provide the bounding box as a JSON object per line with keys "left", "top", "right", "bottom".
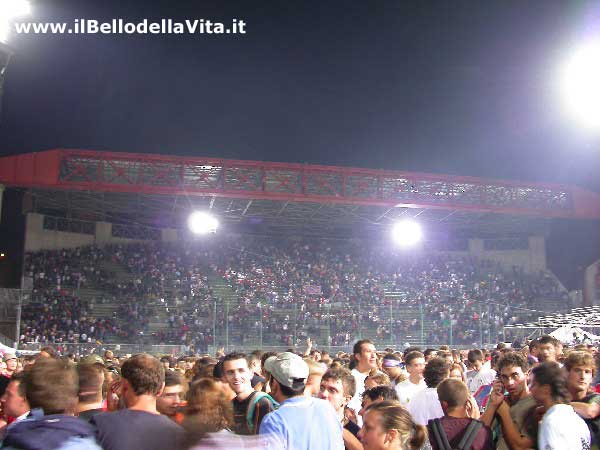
{"left": 1, "top": 0, "right": 600, "bottom": 287}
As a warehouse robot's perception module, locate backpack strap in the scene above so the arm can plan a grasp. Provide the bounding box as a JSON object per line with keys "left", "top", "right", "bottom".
{"left": 246, "top": 391, "right": 279, "bottom": 433}
{"left": 456, "top": 419, "right": 483, "bottom": 450}
{"left": 429, "top": 418, "right": 453, "bottom": 450}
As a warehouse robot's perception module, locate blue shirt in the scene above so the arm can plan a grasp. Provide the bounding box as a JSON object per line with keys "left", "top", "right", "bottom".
{"left": 259, "top": 396, "right": 344, "bottom": 450}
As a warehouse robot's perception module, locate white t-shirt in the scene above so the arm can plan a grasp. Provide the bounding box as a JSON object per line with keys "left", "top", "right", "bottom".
{"left": 538, "top": 403, "right": 590, "bottom": 450}
{"left": 348, "top": 368, "right": 370, "bottom": 426}
{"left": 466, "top": 368, "right": 496, "bottom": 394}
{"left": 395, "top": 378, "right": 426, "bottom": 407}
{"left": 407, "top": 387, "right": 444, "bottom": 426}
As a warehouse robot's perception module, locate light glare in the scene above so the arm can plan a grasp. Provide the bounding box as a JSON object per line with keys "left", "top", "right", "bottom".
{"left": 187, "top": 211, "right": 219, "bottom": 235}
{"left": 391, "top": 220, "right": 423, "bottom": 247}
{"left": 560, "top": 39, "right": 600, "bottom": 131}
{"left": 0, "top": 0, "right": 31, "bottom": 43}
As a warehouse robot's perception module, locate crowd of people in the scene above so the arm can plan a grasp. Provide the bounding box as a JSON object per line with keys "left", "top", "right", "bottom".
{"left": 19, "top": 238, "right": 569, "bottom": 349}
{"left": 19, "top": 288, "right": 119, "bottom": 345}
{"left": 0, "top": 335, "right": 596, "bottom": 449}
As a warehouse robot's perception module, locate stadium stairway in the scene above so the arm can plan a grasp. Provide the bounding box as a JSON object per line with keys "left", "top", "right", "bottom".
{"left": 75, "top": 286, "right": 122, "bottom": 343}
{"left": 381, "top": 290, "right": 434, "bottom": 348}
{"left": 95, "top": 260, "right": 160, "bottom": 342}
{"left": 207, "top": 273, "right": 246, "bottom": 349}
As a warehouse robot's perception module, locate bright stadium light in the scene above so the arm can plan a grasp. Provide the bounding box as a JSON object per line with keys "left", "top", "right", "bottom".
{"left": 0, "top": 0, "right": 31, "bottom": 43}
{"left": 391, "top": 220, "right": 423, "bottom": 247}
{"left": 187, "top": 211, "right": 219, "bottom": 235}
{"left": 559, "top": 38, "right": 600, "bottom": 131}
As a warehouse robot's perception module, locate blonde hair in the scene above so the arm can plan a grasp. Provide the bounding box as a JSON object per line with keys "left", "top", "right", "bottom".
{"left": 303, "top": 358, "right": 326, "bottom": 376}
{"left": 366, "top": 371, "right": 391, "bottom": 386}
{"left": 364, "top": 400, "right": 427, "bottom": 450}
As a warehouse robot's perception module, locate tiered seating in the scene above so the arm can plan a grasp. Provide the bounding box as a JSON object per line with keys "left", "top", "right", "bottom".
{"left": 20, "top": 236, "right": 570, "bottom": 348}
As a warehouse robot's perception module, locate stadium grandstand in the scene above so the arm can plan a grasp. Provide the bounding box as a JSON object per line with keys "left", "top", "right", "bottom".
{"left": 1, "top": 149, "right": 600, "bottom": 355}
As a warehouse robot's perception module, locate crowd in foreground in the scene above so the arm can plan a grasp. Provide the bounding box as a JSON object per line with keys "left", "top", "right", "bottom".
{"left": 0, "top": 335, "right": 595, "bottom": 449}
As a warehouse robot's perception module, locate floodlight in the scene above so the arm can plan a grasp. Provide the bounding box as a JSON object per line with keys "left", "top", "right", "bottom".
{"left": 0, "top": 0, "right": 31, "bottom": 43}
{"left": 187, "top": 211, "right": 219, "bottom": 235}
{"left": 391, "top": 220, "right": 423, "bottom": 247}
{"left": 560, "top": 39, "right": 600, "bottom": 131}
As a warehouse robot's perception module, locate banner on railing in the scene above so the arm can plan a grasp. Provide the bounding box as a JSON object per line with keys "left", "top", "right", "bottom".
{"left": 303, "top": 285, "right": 322, "bottom": 295}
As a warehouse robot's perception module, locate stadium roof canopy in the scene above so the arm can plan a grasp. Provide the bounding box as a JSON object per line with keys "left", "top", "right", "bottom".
{"left": 1, "top": 149, "right": 600, "bottom": 239}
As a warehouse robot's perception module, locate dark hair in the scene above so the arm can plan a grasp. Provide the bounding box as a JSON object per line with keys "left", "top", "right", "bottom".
{"left": 165, "top": 370, "right": 183, "bottom": 388}
{"left": 531, "top": 362, "right": 570, "bottom": 404}
{"left": 192, "top": 357, "right": 218, "bottom": 378}
{"left": 424, "top": 348, "right": 437, "bottom": 358}
{"left": 213, "top": 360, "right": 225, "bottom": 379}
{"left": 537, "top": 335, "right": 558, "bottom": 347}
{"left": 277, "top": 381, "right": 305, "bottom": 398}
{"left": 404, "top": 351, "right": 424, "bottom": 366}
{"left": 222, "top": 352, "right": 247, "bottom": 364}
{"left": 424, "top": 357, "right": 450, "bottom": 388}
{"left": 121, "top": 353, "right": 165, "bottom": 396}
{"left": 9, "top": 371, "right": 26, "bottom": 398}
{"left": 77, "top": 363, "right": 104, "bottom": 403}
{"left": 362, "top": 385, "right": 399, "bottom": 402}
{"left": 322, "top": 367, "right": 356, "bottom": 398}
{"left": 497, "top": 352, "right": 529, "bottom": 374}
{"left": 353, "top": 339, "right": 374, "bottom": 357}
{"left": 363, "top": 401, "right": 426, "bottom": 450}
{"left": 24, "top": 358, "right": 78, "bottom": 415}
{"left": 193, "top": 363, "right": 216, "bottom": 381}
{"left": 467, "top": 349, "right": 484, "bottom": 364}
{"left": 403, "top": 347, "right": 422, "bottom": 357}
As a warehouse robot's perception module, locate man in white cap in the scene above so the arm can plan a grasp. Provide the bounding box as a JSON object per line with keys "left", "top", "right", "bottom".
{"left": 259, "top": 352, "right": 344, "bottom": 450}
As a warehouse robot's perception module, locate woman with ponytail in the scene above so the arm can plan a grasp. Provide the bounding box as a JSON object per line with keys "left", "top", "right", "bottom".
{"left": 358, "top": 400, "right": 428, "bottom": 450}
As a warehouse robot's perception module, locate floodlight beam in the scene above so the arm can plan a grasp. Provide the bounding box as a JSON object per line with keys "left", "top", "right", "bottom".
{"left": 187, "top": 211, "right": 219, "bottom": 235}
{"left": 391, "top": 220, "right": 423, "bottom": 247}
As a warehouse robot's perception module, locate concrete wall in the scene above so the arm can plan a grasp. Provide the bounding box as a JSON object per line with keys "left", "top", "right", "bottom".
{"left": 466, "top": 237, "right": 546, "bottom": 273}
{"left": 24, "top": 213, "right": 179, "bottom": 252}
{"left": 24, "top": 214, "right": 95, "bottom": 252}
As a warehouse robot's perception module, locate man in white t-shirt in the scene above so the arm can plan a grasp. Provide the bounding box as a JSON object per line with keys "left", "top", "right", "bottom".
{"left": 465, "top": 349, "right": 496, "bottom": 395}
{"left": 407, "top": 357, "right": 449, "bottom": 425}
{"left": 347, "top": 339, "right": 378, "bottom": 421}
{"left": 530, "top": 361, "right": 590, "bottom": 450}
{"left": 395, "top": 350, "right": 426, "bottom": 406}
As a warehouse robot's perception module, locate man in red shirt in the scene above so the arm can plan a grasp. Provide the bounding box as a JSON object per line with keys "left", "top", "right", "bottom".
{"left": 428, "top": 378, "right": 492, "bottom": 450}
